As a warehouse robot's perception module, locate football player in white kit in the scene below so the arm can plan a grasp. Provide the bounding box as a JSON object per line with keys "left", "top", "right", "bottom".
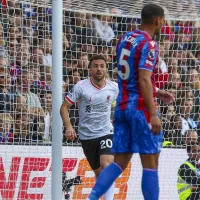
{"left": 60, "top": 54, "right": 119, "bottom": 200}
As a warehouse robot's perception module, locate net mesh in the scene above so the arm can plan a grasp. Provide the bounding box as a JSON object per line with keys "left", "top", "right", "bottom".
{"left": 0, "top": 0, "right": 199, "bottom": 199}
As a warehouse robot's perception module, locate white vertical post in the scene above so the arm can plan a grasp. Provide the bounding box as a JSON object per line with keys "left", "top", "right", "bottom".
{"left": 52, "top": 0, "right": 63, "bottom": 199}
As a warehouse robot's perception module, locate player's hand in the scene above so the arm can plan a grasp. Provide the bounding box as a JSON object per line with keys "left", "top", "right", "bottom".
{"left": 66, "top": 126, "right": 77, "bottom": 141}
{"left": 156, "top": 90, "right": 174, "bottom": 104}
{"left": 150, "top": 115, "right": 162, "bottom": 135}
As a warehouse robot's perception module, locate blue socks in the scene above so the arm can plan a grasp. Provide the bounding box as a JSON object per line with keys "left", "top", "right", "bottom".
{"left": 142, "top": 168, "right": 159, "bottom": 200}
{"left": 88, "top": 165, "right": 159, "bottom": 200}
{"left": 88, "top": 162, "right": 123, "bottom": 200}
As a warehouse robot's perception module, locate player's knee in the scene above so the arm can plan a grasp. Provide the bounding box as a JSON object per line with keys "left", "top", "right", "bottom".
{"left": 100, "top": 154, "right": 114, "bottom": 169}
{"left": 143, "top": 163, "right": 158, "bottom": 169}
{"left": 140, "top": 154, "right": 159, "bottom": 169}
{"left": 114, "top": 153, "right": 132, "bottom": 171}
{"left": 100, "top": 160, "right": 111, "bottom": 169}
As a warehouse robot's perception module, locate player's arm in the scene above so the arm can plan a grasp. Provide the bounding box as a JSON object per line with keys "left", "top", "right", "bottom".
{"left": 138, "top": 41, "right": 161, "bottom": 134}
{"left": 60, "top": 100, "right": 76, "bottom": 140}
{"left": 139, "top": 70, "right": 161, "bottom": 134}
{"left": 60, "top": 85, "right": 81, "bottom": 140}
{"left": 139, "top": 70, "right": 157, "bottom": 117}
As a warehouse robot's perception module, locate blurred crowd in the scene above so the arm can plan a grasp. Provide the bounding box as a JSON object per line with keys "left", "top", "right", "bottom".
{"left": 0, "top": 0, "right": 199, "bottom": 146}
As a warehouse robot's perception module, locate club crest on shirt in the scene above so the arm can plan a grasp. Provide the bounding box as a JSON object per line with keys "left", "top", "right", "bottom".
{"left": 148, "top": 50, "right": 155, "bottom": 60}
{"left": 107, "top": 95, "right": 111, "bottom": 101}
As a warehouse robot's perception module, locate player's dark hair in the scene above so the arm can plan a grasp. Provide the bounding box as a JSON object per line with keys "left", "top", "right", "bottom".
{"left": 141, "top": 4, "right": 164, "bottom": 25}
{"left": 88, "top": 54, "right": 107, "bottom": 68}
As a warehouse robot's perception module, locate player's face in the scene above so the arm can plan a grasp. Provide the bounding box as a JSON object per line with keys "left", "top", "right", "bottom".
{"left": 90, "top": 59, "right": 107, "bottom": 81}
{"left": 155, "top": 16, "right": 165, "bottom": 35}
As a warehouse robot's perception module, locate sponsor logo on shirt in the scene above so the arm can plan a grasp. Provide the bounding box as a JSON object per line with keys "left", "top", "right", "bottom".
{"left": 85, "top": 105, "right": 91, "bottom": 113}
{"left": 85, "top": 105, "right": 108, "bottom": 113}
{"left": 92, "top": 106, "right": 108, "bottom": 112}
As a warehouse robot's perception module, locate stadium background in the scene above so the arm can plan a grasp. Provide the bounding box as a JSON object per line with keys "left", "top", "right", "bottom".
{"left": 0, "top": 0, "right": 200, "bottom": 199}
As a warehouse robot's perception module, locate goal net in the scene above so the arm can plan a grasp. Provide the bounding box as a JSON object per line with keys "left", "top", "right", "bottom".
{"left": 0, "top": 0, "right": 199, "bottom": 199}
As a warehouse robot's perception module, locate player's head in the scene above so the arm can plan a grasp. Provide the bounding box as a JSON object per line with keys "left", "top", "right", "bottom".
{"left": 141, "top": 3, "right": 165, "bottom": 35}
{"left": 88, "top": 54, "right": 108, "bottom": 81}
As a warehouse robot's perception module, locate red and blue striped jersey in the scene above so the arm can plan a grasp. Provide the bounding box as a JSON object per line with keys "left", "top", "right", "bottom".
{"left": 116, "top": 29, "right": 158, "bottom": 111}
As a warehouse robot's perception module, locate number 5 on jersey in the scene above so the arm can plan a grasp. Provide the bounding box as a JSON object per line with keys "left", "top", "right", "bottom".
{"left": 118, "top": 48, "right": 131, "bottom": 80}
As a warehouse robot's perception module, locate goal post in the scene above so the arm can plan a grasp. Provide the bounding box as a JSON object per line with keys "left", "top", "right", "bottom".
{"left": 51, "top": 0, "right": 63, "bottom": 200}
{"left": 0, "top": 0, "right": 200, "bottom": 199}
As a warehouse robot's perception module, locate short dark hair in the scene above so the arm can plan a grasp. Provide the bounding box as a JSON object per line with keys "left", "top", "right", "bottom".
{"left": 88, "top": 54, "right": 107, "bottom": 68}
{"left": 141, "top": 4, "right": 164, "bottom": 24}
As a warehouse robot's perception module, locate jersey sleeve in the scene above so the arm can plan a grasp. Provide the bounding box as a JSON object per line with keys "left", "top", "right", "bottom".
{"left": 65, "top": 83, "right": 82, "bottom": 104}
{"left": 139, "top": 41, "right": 157, "bottom": 72}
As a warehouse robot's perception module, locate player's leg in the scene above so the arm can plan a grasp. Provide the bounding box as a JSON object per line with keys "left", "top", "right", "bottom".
{"left": 98, "top": 135, "right": 115, "bottom": 200}
{"left": 90, "top": 154, "right": 114, "bottom": 200}
{"left": 93, "top": 167, "right": 101, "bottom": 178}
{"left": 80, "top": 137, "right": 116, "bottom": 200}
{"left": 99, "top": 154, "right": 114, "bottom": 200}
{"left": 98, "top": 135, "right": 114, "bottom": 170}
{"left": 140, "top": 153, "right": 159, "bottom": 169}
{"left": 140, "top": 154, "right": 160, "bottom": 200}
{"left": 87, "top": 110, "right": 133, "bottom": 200}
{"left": 80, "top": 138, "right": 101, "bottom": 176}
{"left": 136, "top": 111, "right": 163, "bottom": 200}
{"left": 87, "top": 153, "right": 133, "bottom": 200}
{"left": 81, "top": 136, "right": 115, "bottom": 200}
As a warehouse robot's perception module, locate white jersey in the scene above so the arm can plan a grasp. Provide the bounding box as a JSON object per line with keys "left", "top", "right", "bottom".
{"left": 66, "top": 78, "right": 119, "bottom": 140}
